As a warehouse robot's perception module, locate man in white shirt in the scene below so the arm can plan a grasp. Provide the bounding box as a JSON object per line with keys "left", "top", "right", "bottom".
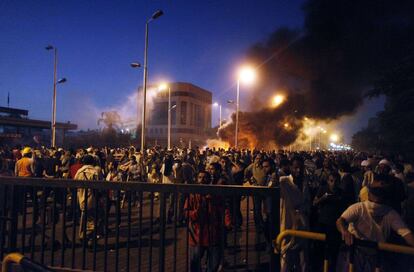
{"left": 336, "top": 174, "right": 414, "bottom": 271}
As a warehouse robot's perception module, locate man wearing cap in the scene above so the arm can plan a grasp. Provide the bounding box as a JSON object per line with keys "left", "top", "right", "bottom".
{"left": 361, "top": 160, "right": 374, "bottom": 187}
{"left": 15, "top": 147, "right": 34, "bottom": 177}
{"left": 359, "top": 160, "right": 375, "bottom": 201}
{"left": 12, "top": 147, "right": 35, "bottom": 245}
{"left": 377, "top": 159, "right": 392, "bottom": 175}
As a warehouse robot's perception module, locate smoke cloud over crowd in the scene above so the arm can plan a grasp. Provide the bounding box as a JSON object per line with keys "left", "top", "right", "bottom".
{"left": 218, "top": 0, "right": 414, "bottom": 148}
{"left": 72, "top": 87, "right": 159, "bottom": 132}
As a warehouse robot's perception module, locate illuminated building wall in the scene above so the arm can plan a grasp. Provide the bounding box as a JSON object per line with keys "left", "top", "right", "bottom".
{"left": 147, "top": 82, "right": 212, "bottom": 148}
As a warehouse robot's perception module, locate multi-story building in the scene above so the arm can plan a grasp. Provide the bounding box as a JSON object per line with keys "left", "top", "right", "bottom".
{"left": 147, "top": 82, "right": 212, "bottom": 148}
{"left": 0, "top": 106, "right": 77, "bottom": 146}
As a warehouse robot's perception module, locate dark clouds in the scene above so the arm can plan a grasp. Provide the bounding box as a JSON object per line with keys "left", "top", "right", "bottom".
{"left": 219, "top": 0, "right": 414, "bottom": 148}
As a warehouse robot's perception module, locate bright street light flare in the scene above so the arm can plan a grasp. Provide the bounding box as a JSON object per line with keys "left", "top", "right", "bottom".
{"left": 159, "top": 83, "right": 168, "bottom": 91}
{"left": 330, "top": 133, "right": 339, "bottom": 142}
{"left": 238, "top": 66, "right": 256, "bottom": 85}
{"left": 235, "top": 65, "right": 257, "bottom": 147}
{"left": 271, "top": 94, "right": 285, "bottom": 108}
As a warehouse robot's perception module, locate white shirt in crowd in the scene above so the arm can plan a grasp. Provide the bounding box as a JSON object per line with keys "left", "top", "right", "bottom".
{"left": 341, "top": 200, "right": 411, "bottom": 243}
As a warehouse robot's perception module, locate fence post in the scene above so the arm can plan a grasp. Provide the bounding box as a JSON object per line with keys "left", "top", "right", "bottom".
{"left": 159, "top": 191, "right": 166, "bottom": 272}
{"left": 8, "top": 185, "right": 19, "bottom": 251}
{"left": 269, "top": 188, "right": 280, "bottom": 272}
{"left": 0, "top": 185, "right": 8, "bottom": 259}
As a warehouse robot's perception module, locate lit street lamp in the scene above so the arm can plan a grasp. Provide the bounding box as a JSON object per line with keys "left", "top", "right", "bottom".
{"left": 141, "top": 9, "right": 163, "bottom": 152}
{"left": 317, "top": 127, "right": 327, "bottom": 149}
{"left": 213, "top": 102, "right": 222, "bottom": 128}
{"left": 330, "top": 133, "right": 339, "bottom": 143}
{"left": 271, "top": 94, "right": 285, "bottom": 108}
{"left": 235, "top": 66, "right": 256, "bottom": 148}
{"left": 46, "top": 45, "right": 67, "bottom": 148}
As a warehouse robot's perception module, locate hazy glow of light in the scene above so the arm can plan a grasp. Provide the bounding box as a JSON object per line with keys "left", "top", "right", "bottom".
{"left": 238, "top": 66, "right": 256, "bottom": 85}
{"left": 271, "top": 94, "right": 285, "bottom": 108}
{"left": 330, "top": 133, "right": 339, "bottom": 142}
{"left": 159, "top": 83, "right": 168, "bottom": 91}
{"left": 284, "top": 122, "right": 289, "bottom": 128}
{"left": 213, "top": 102, "right": 219, "bottom": 107}
{"left": 148, "top": 90, "right": 157, "bottom": 98}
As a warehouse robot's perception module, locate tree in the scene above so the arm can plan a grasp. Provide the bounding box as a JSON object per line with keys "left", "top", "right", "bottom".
{"left": 352, "top": 54, "right": 414, "bottom": 158}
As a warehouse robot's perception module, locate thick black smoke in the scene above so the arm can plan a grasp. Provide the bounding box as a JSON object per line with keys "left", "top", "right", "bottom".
{"left": 219, "top": 0, "right": 414, "bottom": 148}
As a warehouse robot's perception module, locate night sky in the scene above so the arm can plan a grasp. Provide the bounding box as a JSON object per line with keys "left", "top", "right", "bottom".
{"left": 0, "top": 0, "right": 383, "bottom": 142}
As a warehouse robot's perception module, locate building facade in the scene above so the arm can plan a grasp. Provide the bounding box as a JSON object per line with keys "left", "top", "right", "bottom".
{"left": 147, "top": 82, "right": 212, "bottom": 147}
{"left": 0, "top": 106, "right": 77, "bottom": 146}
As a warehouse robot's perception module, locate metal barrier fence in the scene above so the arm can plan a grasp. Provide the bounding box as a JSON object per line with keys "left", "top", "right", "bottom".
{"left": 2, "top": 253, "right": 53, "bottom": 272}
{"left": 275, "top": 230, "right": 414, "bottom": 272}
{"left": 0, "top": 177, "right": 279, "bottom": 272}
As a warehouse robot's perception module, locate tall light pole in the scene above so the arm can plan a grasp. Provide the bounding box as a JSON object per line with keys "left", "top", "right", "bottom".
{"left": 235, "top": 66, "right": 256, "bottom": 148}
{"left": 309, "top": 135, "right": 312, "bottom": 151}
{"left": 235, "top": 80, "right": 240, "bottom": 148}
{"left": 213, "top": 102, "right": 222, "bottom": 128}
{"left": 318, "top": 127, "right": 327, "bottom": 149}
{"left": 141, "top": 9, "right": 164, "bottom": 153}
{"left": 46, "top": 45, "right": 66, "bottom": 148}
{"left": 130, "top": 62, "right": 142, "bottom": 141}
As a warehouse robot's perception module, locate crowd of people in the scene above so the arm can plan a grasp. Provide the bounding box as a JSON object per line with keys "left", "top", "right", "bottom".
{"left": 1, "top": 144, "right": 414, "bottom": 271}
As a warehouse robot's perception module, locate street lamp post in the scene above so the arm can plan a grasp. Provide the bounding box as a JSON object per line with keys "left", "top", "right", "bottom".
{"left": 213, "top": 102, "right": 222, "bottom": 128}
{"left": 130, "top": 62, "right": 142, "bottom": 141}
{"left": 319, "top": 131, "right": 322, "bottom": 149}
{"left": 159, "top": 83, "right": 173, "bottom": 149}
{"left": 235, "top": 80, "right": 240, "bottom": 148}
{"left": 167, "top": 86, "right": 171, "bottom": 149}
{"left": 219, "top": 104, "right": 222, "bottom": 127}
{"left": 46, "top": 45, "right": 66, "bottom": 148}
{"left": 141, "top": 9, "right": 163, "bottom": 153}
{"left": 169, "top": 102, "right": 177, "bottom": 149}
{"left": 318, "top": 127, "right": 326, "bottom": 149}
{"left": 309, "top": 136, "right": 312, "bottom": 151}
{"left": 235, "top": 66, "right": 256, "bottom": 148}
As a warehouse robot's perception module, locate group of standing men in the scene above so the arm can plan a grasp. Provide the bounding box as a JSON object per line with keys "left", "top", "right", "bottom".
{"left": 4, "top": 144, "right": 414, "bottom": 271}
